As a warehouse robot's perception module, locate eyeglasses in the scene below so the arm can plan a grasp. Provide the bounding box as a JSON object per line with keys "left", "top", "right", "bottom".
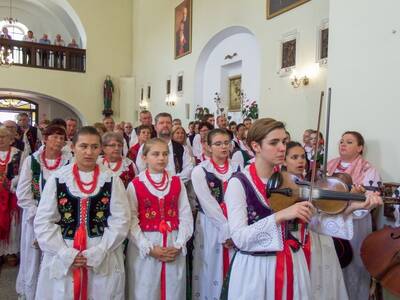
{"left": 212, "top": 141, "right": 231, "bottom": 147}
{"left": 105, "top": 143, "right": 123, "bottom": 148}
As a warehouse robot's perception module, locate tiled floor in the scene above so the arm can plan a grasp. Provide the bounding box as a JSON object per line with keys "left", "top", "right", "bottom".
{"left": 0, "top": 264, "right": 18, "bottom": 299}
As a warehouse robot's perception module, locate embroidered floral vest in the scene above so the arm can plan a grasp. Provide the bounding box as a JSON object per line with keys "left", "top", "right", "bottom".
{"left": 56, "top": 178, "right": 112, "bottom": 240}
{"left": 133, "top": 176, "right": 181, "bottom": 232}
{"left": 31, "top": 156, "right": 43, "bottom": 201}
{"left": 119, "top": 163, "right": 136, "bottom": 188}
{"left": 232, "top": 172, "right": 273, "bottom": 225}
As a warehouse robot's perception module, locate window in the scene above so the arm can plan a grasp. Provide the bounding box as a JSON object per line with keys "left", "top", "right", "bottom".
{"left": 0, "top": 98, "right": 38, "bottom": 125}
{"left": 0, "top": 21, "right": 28, "bottom": 40}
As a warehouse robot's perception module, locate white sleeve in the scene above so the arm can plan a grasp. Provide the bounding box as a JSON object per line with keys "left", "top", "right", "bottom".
{"left": 174, "top": 180, "right": 194, "bottom": 254}
{"left": 135, "top": 144, "right": 146, "bottom": 172}
{"left": 34, "top": 175, "right": 79, "bottom": 279}
{"left": 191, "top": 166, "right": 230, "bottom": 243}
{"left": 177, "top": 145, "right": 193, "bottom": 183}
{"left": 129, "top": 130, "right": 138, "bottom": 148}
{"left": 231, "top": 151, "right": 244, "bottom": 171}
{"left": 82, "top": 177, "right": 130, "bottom": 271}
{"left": 16, "top": 156, "right": 37, "bottom": 221}
{"left": 225, "top": 177, "right": 283, "bottom": 252}
{"left": 192, "top": 134, "right": 201, "bottom": 159}
{"left": 310, "top": 212, "right": 353, "bottom": 240}
{"left": 123, "top": 139, "right": 128, "bottom": 157}
{"left": 126, "top": 181, "right": 154, "bottom": 258}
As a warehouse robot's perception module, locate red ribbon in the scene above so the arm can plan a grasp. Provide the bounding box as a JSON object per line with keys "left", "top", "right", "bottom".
{"left": 73, "top": 199, "right": 88, "bottom": 300}
{"left": 159, "top": 197, "right": 172, "bottom": 300}
{"left": 220, "top": 181, "right": 230, "bottom": 278}
{"left": 0, "top": 186, "right": 11, "bottom": 242}
{"left": 274, "top": 227, "right": 300, "bottom": 300}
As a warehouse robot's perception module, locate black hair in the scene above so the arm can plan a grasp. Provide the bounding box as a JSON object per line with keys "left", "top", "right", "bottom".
{"left": 72, "top": 126, "right": 102, "bottom": 145}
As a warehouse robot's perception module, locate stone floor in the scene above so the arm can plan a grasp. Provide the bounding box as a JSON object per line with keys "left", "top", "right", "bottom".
{"left": 0, "top": 264, "right": 18, "bottom": 299}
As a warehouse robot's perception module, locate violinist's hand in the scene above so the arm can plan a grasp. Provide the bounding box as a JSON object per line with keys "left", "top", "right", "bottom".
{"left": 345, "top": 191, "right": 383, "bottom": 214}
{"left": 223, "top": 238, "right": 235, "bottom": 249}
{"left": 350, "top": 184, "right": 365, "bottom": 194}
{"left": 275, "top": 201, "right": 315, "bottom": 224}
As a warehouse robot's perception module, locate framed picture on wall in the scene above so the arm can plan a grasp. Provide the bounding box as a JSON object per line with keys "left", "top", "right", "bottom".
{"left": 147, "top": 86, "right": 151, "bottom": 99}
{"left": 177, "top": 74, "right": 183, "bottom": 94}
{"left": 229, "top": 75, "right": 242, "bottom": 112}
{"left": 140, "top": 87, "right": 144, "bottom": 100}
{"left": 166, "top": 79, "right": 171, "bottom": 95}
{"left": 267, "top": 0, "right": 310, "bottom": 20}
{"left": 175, "top": 0, "right": 192, "bottom": 59}
{"left": 320, "top": 28, "right": 329, "bottom": 60}
{"left": 281, "top": 39, "right": 296, "bottom": 69}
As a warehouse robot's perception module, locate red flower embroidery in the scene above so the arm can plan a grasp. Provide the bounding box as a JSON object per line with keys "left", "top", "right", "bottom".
{"left": 101, "top": 197, "right": 109, "bottom": 205}
{"left": 59, "top": 198, "right": 68, "bottom": 206}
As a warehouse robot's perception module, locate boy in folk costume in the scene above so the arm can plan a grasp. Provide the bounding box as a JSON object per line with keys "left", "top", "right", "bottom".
{"left": 33, "top": 126, "right": 130, "bottom": 299}
{"left": 99, "top": 132, "right": 138, "bottom": 188}
{"left": 126, "top": 138, "right": 193, "bottom": 300}
{"left": 16, "top": 125, "right": 72, "bottom": 300}
{"left": 0, "top": 126, "right": 22, "bottom": 266}
{"left": 191, "top": 129, "right": 239, "bottom": 299}
{"left": 223, "top": 119, "right": 382, "bottom": 300}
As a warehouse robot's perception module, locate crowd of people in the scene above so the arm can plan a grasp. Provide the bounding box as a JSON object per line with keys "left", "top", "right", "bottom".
{"left": 0, "top": 110, "right": 393, "bottom": 300}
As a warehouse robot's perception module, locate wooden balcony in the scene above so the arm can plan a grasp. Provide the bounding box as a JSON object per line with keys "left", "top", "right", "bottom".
{"left": 0, "top": 38, "right": 86, "bottom": 73}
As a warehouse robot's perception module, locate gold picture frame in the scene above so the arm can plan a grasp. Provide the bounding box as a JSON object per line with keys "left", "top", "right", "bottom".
{"left": 267, "top": 0, "right": 311, "bottom": 19}
{"left": 229, "top": 76, "right": 242, "bottom": 112}
{"left": 174, "top": 0, "right": 192, "bottom": 59}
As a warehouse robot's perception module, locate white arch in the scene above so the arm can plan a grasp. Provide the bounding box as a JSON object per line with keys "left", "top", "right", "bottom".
{"left": 0, "top": 88, "right": 87, "bottom": 124}
{"left": 194, "top": 26, "right": 261, "bottom": 112}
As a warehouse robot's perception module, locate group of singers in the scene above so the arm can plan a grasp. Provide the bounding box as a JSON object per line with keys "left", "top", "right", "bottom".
{"left": 0, "top": 110, "right": 395, "bottom": 300}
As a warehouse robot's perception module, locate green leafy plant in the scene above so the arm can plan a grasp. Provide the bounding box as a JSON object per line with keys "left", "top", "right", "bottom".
{"left": 242, "top": 100, "right": 259, "bottom": 120}
{"left": 194, "top": 105, "right": 210, "bottom": 121}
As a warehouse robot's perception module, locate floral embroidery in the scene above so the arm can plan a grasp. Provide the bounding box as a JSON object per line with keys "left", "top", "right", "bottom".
{"left": 101, "top": 197, "right": 109, "bottom": 205}
{"left": 59, "top": 198, "right": 68, "bottom": 206}
{"left": 57, "top": 192, "right": 74, "bottom": 226}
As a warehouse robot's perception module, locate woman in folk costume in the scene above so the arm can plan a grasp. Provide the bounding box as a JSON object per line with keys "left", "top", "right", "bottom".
{"left": 126, "top": 138, "right": 193, "bottom": 300}
{"left": 327, "top": 131, "right": 382, "bottom": 300}
{"left": 99, "top": 132, "right": 138, "bottom": 188}
{"left": 16, "top": 125, "right": 72, "bottom": 300}
{"left": 231, "top": 124, "right": 254, "bottom": 170}
{"left": 0, "top": 126, "right": 22, "bottom": 266}
{"left": 191, "top": 129, "right": 239, "bottom": 299}
{"left": 33, "top": 126, "right": 130, "bottom": 299}
{"left": 223, "top": 119, "right": 382, "bottom": 300}
{"left": 192, "top": 122, "right": 213, "bottom": 164}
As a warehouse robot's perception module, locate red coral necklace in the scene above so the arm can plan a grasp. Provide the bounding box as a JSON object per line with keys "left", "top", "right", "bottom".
{"left": 41, "top": 150, "right": 62, "bottom": 170}
{"left": 73, "top": 163, "right": 100, "bottom": 194}
{"left": 145, "top": 169, "right": 168, "bottom": 191}
{"left": 211, "top": 158, "right": 229, "bottom": 174}
{"left": 103, "top": 157, "right": 122, "bottom": 172}
{"left": 0, "top": 148, "right": 11, "bottom": 166}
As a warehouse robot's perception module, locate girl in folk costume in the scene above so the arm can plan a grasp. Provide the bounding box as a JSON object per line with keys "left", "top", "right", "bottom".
{"left": 16, "top": 125, "right": 72, "bottom": 300}
{"left": 100, "top": 132, "right": 138, "bottom": 188}
{"left": 231, "top": 124, "right": 254, "bottom": 170}
{"left": 128, "top": 125, "right": 151, "bottom": 163}
{"left": 126, "top": 138, "right": 193, "bottom": 300}
{"left": 0, "top": 126, "right": 22, "bottom": 266}
{"left": 223, "top": 119, "right": 382, "bottom": 300}
{"left": 327, "top": 131, "right": 382, "bottom": 300}
{"left": 33, "top": 126, "right": 130, "bottom": 299}
{"left": 191, "top": 129, "right": 239, "bottom": 299}
{"left": 192, "top": 122, "right": 213, "bottom": 164}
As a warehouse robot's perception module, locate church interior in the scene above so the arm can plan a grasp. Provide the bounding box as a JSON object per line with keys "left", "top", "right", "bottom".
{"left": 0, "top": 0, "right": 399, "bottom": 299}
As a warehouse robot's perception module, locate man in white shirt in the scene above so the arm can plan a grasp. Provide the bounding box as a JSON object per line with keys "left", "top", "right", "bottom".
{"left": 136, "top": 112, "right": 193, "bottom": 182}
{"left": 22, "top": 30, "right": 37, "bottom": 65}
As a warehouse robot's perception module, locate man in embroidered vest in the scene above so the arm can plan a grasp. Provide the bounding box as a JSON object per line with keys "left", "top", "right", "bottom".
{"left": 136, "top": 112, "right": 193, "bottom": 183}
{"left": 17, "top": 112, "right": 41, "bottom": 155}
{"left": 34, "top": 126, "right": 130, "bottom": 299}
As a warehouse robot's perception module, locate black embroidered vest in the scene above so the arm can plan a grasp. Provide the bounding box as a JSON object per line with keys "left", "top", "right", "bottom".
{"left": 6, "top": 150, "right": 21, "bottom": 181}
{"left": 31, "top": 156, "right": 43, "bottom": 201}
{"left": 56, "top": 178, "right": 112, "bottom": 240}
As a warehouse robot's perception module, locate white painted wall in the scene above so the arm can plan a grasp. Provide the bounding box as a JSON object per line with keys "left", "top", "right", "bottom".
{"left": 132, "top": 0, "right": 329, "bottom": 139}
{"left": 327, "top": 0, "right": 400, "bottom": 181}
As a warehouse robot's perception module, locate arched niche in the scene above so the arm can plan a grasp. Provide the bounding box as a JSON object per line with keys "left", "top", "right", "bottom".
{"left": 0, "top": 88, "right": 86, "bottom": 125}
{"left": 0, "top": 0, "right": 86, "bottom": 47}
{"left": 194, "top": 26, "right": 261, "bottom": 122}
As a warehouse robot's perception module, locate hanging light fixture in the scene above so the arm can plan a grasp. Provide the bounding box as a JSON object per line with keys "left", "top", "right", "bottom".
{"left": 4, "top": 0, "right": 17, "bottom": 24}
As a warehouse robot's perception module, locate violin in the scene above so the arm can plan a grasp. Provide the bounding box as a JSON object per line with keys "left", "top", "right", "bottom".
{"left": 266, "top": 171, "right": 400, "bottom": 215}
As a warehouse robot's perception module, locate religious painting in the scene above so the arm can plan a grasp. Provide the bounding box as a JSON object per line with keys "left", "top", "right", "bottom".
{"left": 267, "top": 0, "right": 311, "bottom": 19}
{"left": 177, "top": 74, "right": 183, "bottom": 93}
{"left": 320, "top": 28, "right": 329, "bottom": 59}
{"left": 281, "top": 39, "right": 296, "bottom": 69}
{"left": 166, "top": 79, "right": 171, "bottom": 95}
{"left": 175, "top": 0, "right": 192, "bottom": 59}
{"left": 229, "top": 76, "right": 242, "bottom": 112}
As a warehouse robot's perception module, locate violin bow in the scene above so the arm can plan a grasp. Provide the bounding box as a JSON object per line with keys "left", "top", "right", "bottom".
{"left": 322, "top": 88, "right": 332, "bottom": 177}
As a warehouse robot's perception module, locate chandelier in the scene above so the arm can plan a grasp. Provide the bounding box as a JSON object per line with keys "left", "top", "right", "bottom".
{"left": 4, "top": 0, "right": 17, "bottom": 24}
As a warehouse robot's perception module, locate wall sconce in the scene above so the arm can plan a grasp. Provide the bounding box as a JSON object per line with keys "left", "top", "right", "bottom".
{"left": 139, "top": 99, "right": 148, "bottom": 110}
{"left": 291, "top": 75, "right": 309, "bottom": 88}
{"left": 165, "top": 94, "right": 176, "bottom": 107}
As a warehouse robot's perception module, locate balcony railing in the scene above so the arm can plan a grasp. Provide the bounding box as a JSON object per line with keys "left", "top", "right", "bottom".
{"left": 0, "top": 38, "right": 86, "bottom": 72}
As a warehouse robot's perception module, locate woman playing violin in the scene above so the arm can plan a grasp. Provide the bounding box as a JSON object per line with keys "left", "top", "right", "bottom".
{"left": 328, "top": 131, "right": 381, "bottom": 300}
{"left": 223, "top": 120, "right": 382, "bottom": 300}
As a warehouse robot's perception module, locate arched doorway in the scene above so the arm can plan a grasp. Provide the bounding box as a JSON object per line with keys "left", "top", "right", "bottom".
{"left": 0, "top": 88, "right": 85, "bottom": 125}
{"left": 194, "top": 26, "right": 261, "bottom": 122}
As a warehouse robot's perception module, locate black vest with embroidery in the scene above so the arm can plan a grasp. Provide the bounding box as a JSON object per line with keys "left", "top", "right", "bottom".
{"left": 6, "top": 151, "right": 21, "bottom": 181}
{"left": 55, "top": 178, "right": 112, "bottom": 240}
{"left": 31, "top": 156, "right": 43, "bottom": 201}
{"left": 171, "top": 140, "right": 184, "bottom": 174}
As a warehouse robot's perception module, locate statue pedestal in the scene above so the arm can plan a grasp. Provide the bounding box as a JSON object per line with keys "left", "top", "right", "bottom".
{"left": 102, "top": 108, "right": 113, "bottom": 117}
